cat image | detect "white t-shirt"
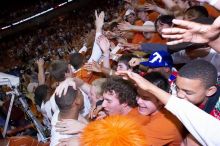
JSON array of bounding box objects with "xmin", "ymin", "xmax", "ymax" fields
[
  {"xmin": 50, "ymin": 110, "xmax": 84, "ymax": 146},
  {"xmin": 40, "ymin": 93, "xmax": 58, "ymax": 130},
  {"xmin": 41, "ymin": 90, "xmax": 91, "ymax": 122},
  {"xmin": 165, "ymin": 95, "xmax": 220, "ymax": 146}
]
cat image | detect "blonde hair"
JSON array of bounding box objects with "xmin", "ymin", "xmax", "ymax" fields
[
  {"xmin": 80, "ymin": 115, "xmax": 147, "ymax": 146},
  {"xmin": 91, "ymin": 78, "xmax": 107, "ymax": 96}
]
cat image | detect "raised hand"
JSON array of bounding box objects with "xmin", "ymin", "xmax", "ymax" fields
[
  {"xmin": 144, "ymin": 3, "xmax": 157, "ymax": 11},
  {"xmin": 84, "ymin": 61, "xmax": 102, "ymax": 73},
  {"xmin": 162, "ymin": 18, "xmax": 220, "ymax": 45},
  {"xmin": 95, "ymin": 10, "xmax": 105, "ymax": 32},
  {"xmin": 116, "ymin": 70, "xmax": 153, "ymax": 91},
  {"xmin": 89, "ymin": 104, "xmax": 103, "ymax": 120},
  {"xmin": 56, "ymin": 137, "xmax": 79, "ymax": 146},
  {"xmin": 55, "ymin": 119, "xmax": 86, "ymax": 135},
  {"xmin": 119, "ymin": 43, "xmax": 139, "ymax": 51},
  {"xmin": 36, "ymin": 58, "xmax": 44, "ymax": 67},
  {"xmin": 96, "ymin": 35, "xmax": 110, "ymax": 53},
  {"xmin": 118, "ymin": 21, "xmax": 132, "ymax": 31},
  {"xmin": 129, "ymin": 57, "xmax": 141, "ymax": 67},
  {"xmin": 55, "ymin": 78, "xmax": 76, "ymax": 97}
]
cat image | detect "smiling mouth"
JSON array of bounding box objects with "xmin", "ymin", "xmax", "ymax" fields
[{"xmin": 138, "ymin": 106, "xmax": 147, "ymax": 108}]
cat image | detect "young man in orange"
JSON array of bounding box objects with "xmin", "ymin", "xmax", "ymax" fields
[{"xmin": 137, "ymin": 72, "xmax": 185, "ymax": 145}]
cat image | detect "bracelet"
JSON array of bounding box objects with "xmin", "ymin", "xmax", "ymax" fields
[{"xmin": 210, "ymin": 0, "xmax": 218, "ymax": 5}]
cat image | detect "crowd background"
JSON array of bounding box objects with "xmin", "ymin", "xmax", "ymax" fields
[{"xmin": 0, "ymin": 0, "xmax": 219, "ymax": 145}]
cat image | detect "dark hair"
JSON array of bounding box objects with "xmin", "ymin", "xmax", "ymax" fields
[
  {"xmin": 102, "ymin": 76, "xmax": 137, "ymax": 107},
  {"xmin": 55, "ymin": 86, "xmax": 78, "ymax": 111},
  {"xmin": 118, "ymin": 54, "xmax": 137, "ymax": 69},
  {"xmin": 154, "ymin": 15, "xmax": 175, "ymax": 32},
  {"xmin": 50, "ymin": 60, "xmax": 68, "ymax": 82},
  {"xmin": 179, "ymin": 60, "xmax": 217, "ymax": 88},
  {"xmin": 69, "ymin": 53, "xmax": 84, "ymax": 70},
  {"xmin": 143, "ymin": 72, "xmax": 170, "ymax": 92},
  {"xmin": 185, "ymin": 5, "xmax": 209, "ymax": 18},
  {"xmin": 34, "ymin": 84, "xmax": 48, "ymax": 106}
]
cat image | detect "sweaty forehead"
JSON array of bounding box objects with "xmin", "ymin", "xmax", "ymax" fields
[{"xmin": 176, "ymin": 75, "xmax": 205, "ymax": 89}]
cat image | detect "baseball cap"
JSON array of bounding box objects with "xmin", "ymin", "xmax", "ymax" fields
[
  {"xmin": 124, "ymin": 9, "xmax": 135, "ymax": 19},
  {"xmin": 140, "ymin": 51, "xmax": 173, "ymax": 68}
]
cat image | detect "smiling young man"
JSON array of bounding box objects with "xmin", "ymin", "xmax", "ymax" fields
[
  {"xmin": 175, "ymin": 60, "xmax": 220, "ymax": 118},
  {"xmin": 100, "ymin": 77, "xmax": 149, "ymax": 125},
  {"xmin": 101, "ymin": 77, "xmax": 137, "ymax": 116},
  {"xmin": 136, "ymin": 72, "xmax": 185, "ymax": 146}
]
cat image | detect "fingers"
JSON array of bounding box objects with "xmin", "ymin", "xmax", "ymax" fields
[
  {"xmin": 95, "ymin": 10, "xmax": 98, "ymax": 19},
  {"xmin": 117, "ymin": 22, "xmax": 130, "ymax": 31},
  {"xmin": 166, "ymin": 39, "xmax": 184, "ymax": 45},
  {"xmin": 162, "ymin": 27, "xmax": 186, "ymax": 34},
  {"xmin": 162, "ymin": 34, "xmax": 183, "ymax": 39},
  {"xmin": 55, "ymin": 78, "xmax": 76, "ymax": 97},
  {"xmin": 100, "ymin": 11, "xmax": 105, "ymax": 19},
  {"xmin": 129, "ymin": 58, "xmax": 139, "ymax": 67},
  {"xmin": 84, "ymin": 63, "xmax": 93, "ymax": 71},
  {"xmin": 172, "ymin": 19, "xmax": 195, "ymax": 29}
]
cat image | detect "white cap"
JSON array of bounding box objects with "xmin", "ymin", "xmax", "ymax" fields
[
  {"xmin": 124, "ymin": 9, "xmax": 135, "ymax": 19},
  {"xmin": 143, "ymin": 21, "xmax": 154, "ymax": 26}
]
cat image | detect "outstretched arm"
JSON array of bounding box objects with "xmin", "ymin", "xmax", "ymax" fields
[
  {"xmin": 144, "ymin": 3, "xmax": 171, "ymax": 15},
  {"xmin": 88, "ymin": 11, "xmax": 105, "ymax": 63},
  {"xmin": 118, "ymin": 21, "xmax": 155, "ymax": 32},
  {"xmin": 116, "ymin": 70, "xmax": 220, "ymax": 146},
  {"xmin": 162, "ymin": 17, "xmax": 220, "ymax": 52},
  {"xmin": 36, "ymin": 58, "xmax": 45, "ymax": 85}
]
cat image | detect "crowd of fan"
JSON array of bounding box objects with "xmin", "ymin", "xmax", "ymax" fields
[
  {"xmin": 0, "ymin": 0, "xmax": 57, "ymax": 27},
  {"xmin": 0, "ymin": 0, "xmax": 220, "ymax": 146}
]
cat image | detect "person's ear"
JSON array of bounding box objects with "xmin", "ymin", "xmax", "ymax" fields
[
  {"xmin": 74, "ymin": 91, "xmax": 84, "ymax": 107},
  {"xmin": 205, "ymin": 86, "xmax": 217, "ymax": 97}
]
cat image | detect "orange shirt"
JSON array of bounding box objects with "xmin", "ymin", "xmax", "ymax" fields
[
  {"xmin": 132, "ymin": 20, "xmax": 146, "ymax": 44},
  {"xmin": 148, "ymin": 12, "xmax": 159, "ymax": 22},
  {"xmin": 138, "ymin": 0, "xmax": 145, "ymax": 5},
  {"xmin": 143, "ymin": 108, "xmax": 185, "ymax": 146},
  {"xmin": 74, "ymin": 68, "xmax": 100, "ymax": 84},
  {"xmin": 205, "ymin": 4, "xmax": 220, "ymax": 18},
  {"xmin": 146, "ymin": 33, "xmax": 167, "ymax": 44},
  {"xmin": 127, "ymin": 108, "xmax": 150, "ymax": 125}
]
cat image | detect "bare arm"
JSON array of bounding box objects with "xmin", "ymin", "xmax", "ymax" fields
[
  {"xmin": 208, "ymin": 36, "xmax": 220, "ymax": 53},
  {"xmin": 96, "ymin": 35, "xmax": 111, "ymax": 68},
  {"xmin": 36, "ymin": 58, "xmax": 45, "ymax": 85},
  {"xmin": 116, "ymin": 70, "xmax": 170, "ymax": 104},
  {"xmin": 161, "ymin": 0, "xmax": 176, "ymax": 10},
  {"xmin": 145, "ymin": 3, "xmax": 171, "ymax": 15},
  {"xmin": 118, "ymin": 21, "xmax": 156, "ymax": 32},
  {"xmin": 73, "ymin": 77, "xmax": 91, "ymax": 95}
]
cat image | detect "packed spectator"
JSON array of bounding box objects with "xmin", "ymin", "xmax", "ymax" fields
[{"xmin": 0, "ymin": 0, "xmax": 219, "ymax": 145}]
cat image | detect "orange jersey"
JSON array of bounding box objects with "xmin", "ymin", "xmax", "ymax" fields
[
  {"xmin": 74, "ymin": 68, "xmax": 100, "ymax": 84},
  {"xmin": 143, "ymin": 108, "xmax": 185, "ymax": 146},
  {"xmin": 146, "ymin": 33, "xmax": 167, "ymax": 44},
  {"xmin": 127, "ymin": 108, "xmax": 150, "ymax": 125},
  {"xmin": 205, "ymin": 4, "xmax": 220, "ymax": 18},
  {"xmin": 132, "ymin": 20, "xmax": 146, "ymax": 44}
]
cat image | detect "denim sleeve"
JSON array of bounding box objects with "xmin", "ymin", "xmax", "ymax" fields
[{"xmin": 140, "ymin": 43, "xmax": 168, "ymax": 54}]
